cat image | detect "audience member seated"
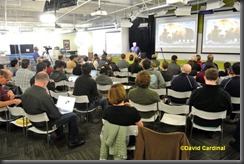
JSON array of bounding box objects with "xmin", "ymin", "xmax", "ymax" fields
[
  {"xmin": 107, "ymin": 56, "xmax": 120, "ymax": 72},
  {"xmin": 0, "ymin": 69, "xmax": 22, "ymax": 118},
  {"xmin": 66, "ymin": 55, "xmax": 78, "ymax": 69},
  {"xmin": 170, "ymin": 64, "xmax": 199, "ymax": 104},
  {"xmin": 55, "ymin": 55, "xmax": 67, "ymax": 68},
  {"xmin": 96, "ymin": 65, "xmax": 113, "ymax": 85},
  {"xmin": 168, "ymin": 55, "xmax": 181, "ymax": 75},
  {"xmin": 128, "ymin": 70, "xmax": 160, "ymax": 119},
  {"xmin": 9, "ymin": 59, "xmax": 19, "ymax": 77},
  {"xmin": 128, "ymin": 54, "xmax": 134, "ymax": 65},
  {"xmin": 98, "ymin": 54, "xmax": 108, "ymax": 70},
  {"xmin": 189, "ymin": 68, "xmax": 232, "ymax": 137},
  {"xmin": 30, "ymin": 62, "xmax": 55, "ymax": 91},
  {"xmin": 190, "ymin": 56, "xmax": 201, "ymax": 72},
  {"xmin": 142, "ymin": 59, "xmax": 166, "ymax": 89},
  {"xmin": 83, "ymin": 56, "xmax": 95, "ymax": 70},
  {"xmin": 187, "ymin": 60, "xmax": 198, "ymax": 76},
  {"xmin": 50, "ymin": 61, "xmax": 68, "ymax": 91},
  {"xmin": 196, "ymin": 54, "xmax": 203, "ymax": 68},
  {"xmin": 195, "ymin": 62, "xmax": 215, "ymax": 84},
  {"xmin": 103, "ymin": 83, "xmax": 143, "ymax": 127},
  {"xmin": 218, "ymin": 62, "xmax": 232, "ymax": 77},
  {"xmin": 139, "ymin": 53, "xmax": 147, "ymax": 68},
  {"xmin": 92, "ymin": 54, "xmax": 100, "ymax": 70},
  {"xmin": 128, "ymin": 57, "xmax": 143, "ymax": 83},
  {"xmin": 42, "ymin": 59, "xmax": 54, "ymax": 76},
  {"xmin": 201, "ymin": 54, "xmax": 219, "ymax": 71},
  {"xmin": 221, "ymin": 62, "xmax": 240, "ymax": 123},
  {"xmin": 73, "ymin": 63, "xmax": 108, "ymax": 112},
  {"xmin": 0, "ymin": 64, "xmax": 4, "ymax": 69},
  {"xmin": 21, "ymin": 71, "xmax": 85, "ymax": 148},
  {"xmin": 150, "ymin": 54, "xmax": 160, "ymax": 69},
  {"xmin": 15, "ymin": 59, "xmax": 35, "ymax": 92},
  {"xmin": 117, "ymin": 54, "xmax": 129, "ymax": 69},
  {"xmin": 72, "ymin": 57, "xmax": 83, "ymax": 76},
  {"xmin": 160, "ymin": 60, "xmax": 173, "ymax": 82}
]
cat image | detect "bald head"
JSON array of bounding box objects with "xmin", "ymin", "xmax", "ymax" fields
[
  {"xmin": 181, "ymin": 64, "xmax": 192, "ymax": 74},
  {"xmin": 0, "ymin": 69, "xmax": 12, "ymax": 78}
]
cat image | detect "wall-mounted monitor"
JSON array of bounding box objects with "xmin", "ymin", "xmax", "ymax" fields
[
  {"xmin": 20, "ymin": 44, "xmax": 34, "ymax": 54},
  {"xmin": 155, "ymin": 14, "xmax": 198, "ymax": 53},
  {"xmin": 10, "ymin": 44, "xmax": 19, "ymax": 54},
  {"xmin": 201, "ymin": 11, "xmax": 240, "ymax": 54}
]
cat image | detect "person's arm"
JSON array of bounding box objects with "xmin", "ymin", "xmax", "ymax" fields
[
  {"xmin": 135, "ymin": 120, "xmax": 144, "ymax": 127},
  {"xmin": 0, "ymin": 99, "xmax": 21, "ymax": 108}
]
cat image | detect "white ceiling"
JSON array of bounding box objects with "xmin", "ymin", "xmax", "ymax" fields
[{"xmin": 0, "ymin": 0, "xmax": 237, "ymax": 32}]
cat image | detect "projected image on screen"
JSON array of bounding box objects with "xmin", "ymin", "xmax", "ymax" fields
[
  {"xmin": 155, "ymin": 15, "xmax": 198, "ymax": 53},
  {"xmin": 202, "ymin": 12, "xmax": 240, "ymax": 54}
]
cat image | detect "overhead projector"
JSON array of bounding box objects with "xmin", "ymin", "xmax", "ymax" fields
[{"xmin": 91, "ymin": 10, "xmax": 107, "ymax": 16}]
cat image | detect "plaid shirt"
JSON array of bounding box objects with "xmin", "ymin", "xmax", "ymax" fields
[{"xmin": 15, "ymin": 68, "xmax": 35, "ymax": 92}]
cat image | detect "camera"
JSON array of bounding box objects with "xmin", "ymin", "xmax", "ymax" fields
[{"xmin": 43, "ymin": 46, "xmax": 52, "ymax": 50}]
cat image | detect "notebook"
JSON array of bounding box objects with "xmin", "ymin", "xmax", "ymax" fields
[
  {"xmin": 68, "ymin": 75, "xmax": 79, "ymax": 82},
  {"xmin": 56, "ymin": 96, "xmax": 76, "ymax": 114}
]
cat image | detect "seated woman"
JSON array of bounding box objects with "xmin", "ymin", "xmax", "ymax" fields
[
  {"xmin": 102, "ymin": 83, "xmax": 143, "ymax": 127},
  {"xmin": 128, "ymin": 70, "xmax": 160, "ymax": 118}
]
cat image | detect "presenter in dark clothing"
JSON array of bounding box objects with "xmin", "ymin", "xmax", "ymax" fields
[
  {"xmin": 21, "ymin": 71, "xmax": 85, "ymax": 148},
  {"xmin": 130, "ymin": 42, "xmax": 141, "ymax": 57}
]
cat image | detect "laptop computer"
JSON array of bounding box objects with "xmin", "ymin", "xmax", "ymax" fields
[
  {"xmin": 90, "ymin": 70, "xmax": 97, "ymax": 78},
  {"xmin": 68, "ymin": 75, "xmax": 79, "ymax": 82},
  {"xmin": 56, "ymin": 96, "xmax": 76, "ymax": 114}
]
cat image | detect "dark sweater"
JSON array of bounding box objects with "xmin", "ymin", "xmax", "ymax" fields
[
  {"xmin": 21, "ymin": 85, "xmax": 61, "ymax": 129},
  {"xmin": 189, "ymin": 84, "xmax": 232, "ymax": 127}
]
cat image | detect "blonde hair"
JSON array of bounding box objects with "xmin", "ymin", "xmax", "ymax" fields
[{"xmin": 108, "ymin": 83, "xmax": 126, "ymax": 105}]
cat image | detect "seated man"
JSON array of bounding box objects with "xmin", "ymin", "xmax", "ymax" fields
[
  {"xmin": 73, "ymin": 63, "xmax": 108, "ymax": 114},
  {"xmin": 0, "ymin": 69, "xmax": 22, "ymax": 118},
  {"xmin": 221, "ymin": 62, "xmax": 240, "ymax": 123},
  {"xmin": 21, "ymin": 71, "xmax": 85, "ymax": 148},
  {"xmin": 189, "ymin": 68, "xmax": 232, "ymax": 128},
  {"xmin": 170, "ymin": 64, "xmax": 199, "ymax": 104}
]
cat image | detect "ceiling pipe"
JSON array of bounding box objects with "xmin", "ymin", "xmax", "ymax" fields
[
  {"xmin": 56, "ymin": 0, "xmax": 92, "ymax": 21},
  {"xmin": 79, "ymin": 0, "xmax": 153, "ymax": 24}
]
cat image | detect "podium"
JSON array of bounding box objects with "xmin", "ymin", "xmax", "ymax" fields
[{"xmin": 125, "ymin": 52, "xmax": 137, "ymax": 62}]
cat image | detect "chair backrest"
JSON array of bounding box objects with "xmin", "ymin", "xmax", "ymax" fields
[
  {"xmin": 112, "ymin": 77, "xmax": 129, "ymax": 84},
  {"xmin": 165, "ymin": 81, "xmax": 171, "ymax": 88},
  {"xmin": 69, "ymin": 95, "xmax": 89, "ymax": 104},
  {"xmin": 119, "ymin": 68, "xmax": 128, "ymax": 72},
  {"xmin": 55, "ymin": 80, "xmax": 66, "ymax": 87},
  {"xmin": 25, "ymin": 112, "xmax": 49, "ymax": 123},
  {"xmin": 65, "ymin": 68, "xmax": 73, "ymax": 74},
  {"xmin": 129, "ymin": 100, "xmax": 158, "ymax": 112},
  {"xmin": 150, "ymin": 88, "xmax": 166, "ymax": 96},
  {"xmin": 167, "ymin": 89, "xmax": 192, "ymax": 99},
  {"xmin": 49, "ymin": 90, "xmax": 68, "ymax": 99},
  {"xmin": 7, "ymin": 106, "xmax": 26, "ymax": 117},
  {"xmin": 231, "ymin": 96, "xmax": 240, "ymax": 105},
  {"xmin": 191, "ymin": 107, "xmax": 227, "ymax": 120},
  {"xmin": 97, "ymin": 84, "xmax": 111, "ymax": 92},
  {"xmin": 129, "ymin": 73, "xmax": 137, "ymax": 78},
  {"xmin": 127, "ymin": 125, "xmax": 138, "ymax": 136},
  {"xmin": 159, "ymin": 103, "xmax": 189, "ymax": 115},
  {"xmin": 114, "ymin": 71, "xmax": 129, "ymax": 77}
]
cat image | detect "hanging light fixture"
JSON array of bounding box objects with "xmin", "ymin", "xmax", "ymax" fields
[{"xmin": 40, "ymin": 12, "xmax": 56, "ymax": 23}]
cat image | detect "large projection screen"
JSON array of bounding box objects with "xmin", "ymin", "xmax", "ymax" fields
[
  {"xmin": 202, "ymin": 11, "xmax": 240, "ymax": 54},
  {"xmin": 155, "ymin": 15, "xmax": 198, "ymax": 53}
]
